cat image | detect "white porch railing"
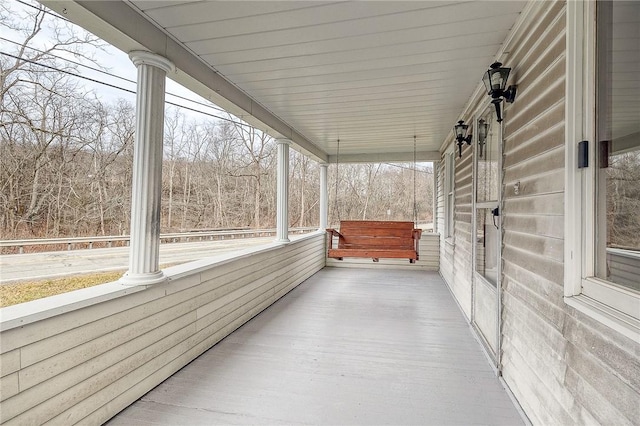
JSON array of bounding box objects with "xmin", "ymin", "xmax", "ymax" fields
[{"xmin": 0, "ymin": 232, "xmax": 325, "ymax": 424}]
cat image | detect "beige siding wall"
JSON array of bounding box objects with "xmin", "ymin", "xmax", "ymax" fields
[
  {"xmin": 432, "ymin": 163, "xmax": 440, "ymax": 235},
  {"xmin": 500, "ymin": 2, "xmax": 639, "ymax": 425},
  {"xmin": 437, "ymin": 156, "xmax": 454, "ymax": 286},
  {"xmin": 500, "ymin": 2, "xmax": 571, "ymax": 424},
  {"xmin": 437, "ymin": 1, "xmax": 640, "ymax": 424},
  {"xmin": 0, "ymin": 233, "xmax": 325, "ymax": 425},
  {"xmin": 439, "ymin": 145, "xmax": 475, "ymax": 320},
  {"xmin": 435, "ymin": 162, "xmax": 444, "ymax": 237},
  {"xmin": 451, "ymin": 148, "xmax": 474, "ymax": 319}
]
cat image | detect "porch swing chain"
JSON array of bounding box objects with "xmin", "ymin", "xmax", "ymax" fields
[
  {"xmin": 333, "ymin": 137, "xmax": 416, "ymax": 225},
  {"xmin": 413, "ymin": 135, "xmax": 417, "ymax": 227},
  {"xmin": 333, "ymin": 138, "xmax": 340, "ymax": 223}
]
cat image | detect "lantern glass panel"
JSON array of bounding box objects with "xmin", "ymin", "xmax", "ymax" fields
[
  {"xmin": 454, "ymin": 122, "xmax": 468, "ymax": 139},
  {"xmin": 483, "ymin": 64, "xmax": 512, "ymax": 94},
  {"xmin": 490, "ymin": 70, "xmax": 503, "ymax": 91},
  {"xmin": 478, "ymin": 119, "xmax": 488, "ymax": 142},
  {"xmin": 497, "ymin": 67, "xmax": 511, "ymax": 90},
  {"xmin": 482, "ymin": 72, "xmax": 492, "ymax": 94}
]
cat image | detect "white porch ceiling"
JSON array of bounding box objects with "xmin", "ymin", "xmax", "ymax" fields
[{"xmin": 45, "ymin": 1, "xmax": 528, "ymax": 161}]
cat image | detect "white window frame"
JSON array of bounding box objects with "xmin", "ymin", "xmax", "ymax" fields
[
  {"xmin": 565, "ymin": 0, "xmax": 640, "ymax": 341},
  {"xmin": 444, "ymin": 149, "xmax": 455, "ymax": 240},
  {"xmin": 473, "ymin": 107, "xmax": 502, "ymax": 289}
]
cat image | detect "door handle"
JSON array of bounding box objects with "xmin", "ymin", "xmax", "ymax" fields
[{"xmin": 491, "ymin": 207, "xmax": 499, "ymax": 229}]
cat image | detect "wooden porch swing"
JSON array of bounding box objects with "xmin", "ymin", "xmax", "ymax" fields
[{"xmin": 326, "ymin": 137, "xmax": 423, "ymax": 263}]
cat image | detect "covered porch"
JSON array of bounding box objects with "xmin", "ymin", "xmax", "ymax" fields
[
  {"xmin": 107, "ymin": 267, "xmax": 524, "ymax": 425},
  {"xmin": 0, "ymin": 233, "xmax": 512, "ymax": 425},
  {"xmin": 1, "ymin": 0, "xmax": 638, "ymax": 425}
]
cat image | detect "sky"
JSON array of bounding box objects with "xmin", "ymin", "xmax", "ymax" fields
[{"xmin": 0, "ymin": 0, "xmax": 230, "ymax": 122}]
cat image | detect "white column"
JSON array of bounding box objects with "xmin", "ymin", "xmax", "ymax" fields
[
  {"xmin": 319, "ymin": 164, "xmax": 328, "ymax": 230},
  {"xmin": 121, "ymin": 51, "xmax": 174, "ymax": 286},
  {"xmin": 432, "ymin": 162, "xmax": 438, "ymax": 234},
  {"xmin": 276, "ymin": 139, "xmax": 290, "ymax": 243}
]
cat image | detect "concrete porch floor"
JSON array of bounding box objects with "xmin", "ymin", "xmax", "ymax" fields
[{"xmin": 107, "ymin": 267, "xmax": 526, "ymax": 425}]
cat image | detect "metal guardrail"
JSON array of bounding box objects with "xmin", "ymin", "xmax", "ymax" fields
[{"xmin": 0, "ymin": 227, "xmax": 318, "ymax": 254}]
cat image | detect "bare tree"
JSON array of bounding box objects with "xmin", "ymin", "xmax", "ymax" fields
[
  {"xmin": 1, "ymin": 1, "xmax": 103, "ymax": 104},
  {"xmin": 205, "ymin": 120, "xmax": 235, "ymax": 228},
  {"xmin": 163, "ymin": 108, "xmax": 187, "ymax": 230},
  {"xmin": 607, "ymin": 151, "xmax": 640, "ymax": 249},
  {"xmin": 327, "ymin": 163, "xmax": 433, "ymax": 226},
  {"xmin": 229, "ymin": 119, "xmax": 275, "ymax": 228},
  {"xmin": 0, "ymin": 0, "xmax": 104, "ymax": 238},
  {"xmin": 290, "ymin": 151, "xmax": 319, "ymax": 227}
]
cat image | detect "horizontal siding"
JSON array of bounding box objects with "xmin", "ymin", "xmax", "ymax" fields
[
  {"xmin": 498, "ymin": 2, "xmax": 640, "ymax": 425},
  {"xmin": 433, "ymin": 163, "xmax": 440, "ymax": 235},
  {"xmin": 0, "ymin": 234, "xmax": 325, "ymax": 425},
  {"xmin": 500, "ymin": 301, "xmax": 577, "ymax": 425},
  {"xmin": 437, "ymin": 142, "xmax": 473, "ymax": 320},
  {"xmin": 440, "ymin": 241, "xmax": 454, "ymax": 286},
  {"xmin": 500, "ymin": 3, "xmax": 571, "ymax": 424},
  {"xmin": 437, "ymin": 155, "xmax": 454, "ymax": 285},
  {"xmin": 451, "ymin": 140, "xmax": 474, "ymax": 320},
  {"xmin": 503, "ymin": 191, "xmax": 563, "ymax": 216},
  {"xmin": 436, "ymin": 160, "xmax": 444, "ymax": 236}
]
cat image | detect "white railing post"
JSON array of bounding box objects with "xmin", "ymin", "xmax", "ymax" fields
[
  {"xmin": 276, "ymin": 139, "xmax": 291, "ymax": 243},
  {"xmin": 319, "ymin": 163, "xmax": 328, "ymax": 230},
  {"xmin": 120, "ymin": 51, "xmax": 174, "ymax": 286}
]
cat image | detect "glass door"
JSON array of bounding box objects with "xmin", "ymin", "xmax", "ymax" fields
[{"xmin": 472, "ymin": 109, "xmax": 501, "ymax": 361}]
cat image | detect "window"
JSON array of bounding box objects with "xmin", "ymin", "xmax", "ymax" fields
[
  {"xmin": 594, "ymin": 2, "xmax": 640, "ymax": 293},
  {"xmin": 444, "ymin": 151, "xmax": 455, "ymax": 239},
  {"xmin": 475, "ymin": 112, "xmax": 501, "ymax": 287},
  {"xmin": 566, "ymin": 0, "xmax": 640, "ymax": 340}
]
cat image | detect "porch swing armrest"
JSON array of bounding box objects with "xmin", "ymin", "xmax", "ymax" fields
[
  {"xmin": 412, "ymin": 228, "xmax": 422, "ymax": 260},
  {"xmin": 326, "ymin": 228, "xmax": 343, "ymax": 238},
  {"xmin": 325, "ymin": 228, "xmax": 343, "ymax": 250}
]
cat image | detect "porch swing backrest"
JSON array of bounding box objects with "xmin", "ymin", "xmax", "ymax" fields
[{"xmin": 326, "ymin": 220, "xmax": 422, "ymax": 262}]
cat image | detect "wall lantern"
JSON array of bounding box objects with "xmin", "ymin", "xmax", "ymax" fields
[
  {"xmin": 454, "ymin": 120, "xmax": 472, "ymax": 158},
  {"xmin": 477, "ymin": 118, "xmax": 488, "ymax": 158},
  {"xmin": 482, "ymin": 62, "xmax": 517, "ymax": 123}
]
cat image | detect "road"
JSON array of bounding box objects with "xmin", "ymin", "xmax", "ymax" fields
[{"xmin": 0, "ymin": 235, "xmax": 296, "ymax": 284}]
